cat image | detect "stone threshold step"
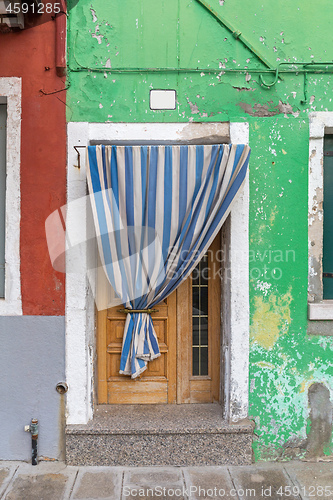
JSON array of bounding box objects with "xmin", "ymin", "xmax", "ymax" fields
[
  {"xmin": 66, "ymin": 404, "xmax": 254, "ymax": 466},
  {"xmin": 67, "ymin": 403, "xmax": 254, "ymax": 435}
]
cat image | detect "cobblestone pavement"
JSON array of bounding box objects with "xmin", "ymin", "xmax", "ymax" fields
[{"xmin": 0, "ymin": 460, "xmax": 333, "ymax": 500}]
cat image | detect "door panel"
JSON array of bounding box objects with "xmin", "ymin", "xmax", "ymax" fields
[{"xmin": 98, "ymin": 294, "xmax": 177, "ymax": 404}]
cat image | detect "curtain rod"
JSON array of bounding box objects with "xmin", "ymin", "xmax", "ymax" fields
[{"xmin": 73, "ymin": 141, "xmax": 233, "ymax": 168}]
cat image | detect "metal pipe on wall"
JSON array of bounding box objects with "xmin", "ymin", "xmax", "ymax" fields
[
  {"xmin": 55, "ymin": 0, "xmax": 67, "ymax": 77},
  {"xmin": 31, "ymin": 418, "xmax": 38, "ymax": 466},
  {"xmin": 24, "ymin": 418, "xmax": 38, "ymax": 466}
]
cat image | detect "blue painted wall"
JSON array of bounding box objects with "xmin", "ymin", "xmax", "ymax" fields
[{"xmin": 0, "ymin": 316, "xmax": 65, "ymax": 460}]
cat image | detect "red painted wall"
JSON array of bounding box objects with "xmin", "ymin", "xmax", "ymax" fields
[{"xmin": 0, "ymin": 17, "xmax": 66, "ymax": 315}]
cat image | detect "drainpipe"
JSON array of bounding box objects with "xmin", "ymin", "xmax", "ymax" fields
[
  {"xmin": 24, "ymin": 418, "xmax": 38, "ymax": 465},
  {"xmin": 55, "ymin": 0, "xmax": 67, "ymax": 77}
]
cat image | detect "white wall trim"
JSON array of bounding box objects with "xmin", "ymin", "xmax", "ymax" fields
[
  {"xmin": 228, "ymin": 122, "xmax": 249, "ymax": 421},
  {"xmin": 0, "ymin": 78, "xmax": 22, "ymax": 316},
  {"xmin": 308, "ymin": 112, "xmax": 333, "ymax": 319},
  {"xmin": 66, "ymin": 122, "xmax": 249, "ymax": 424}
]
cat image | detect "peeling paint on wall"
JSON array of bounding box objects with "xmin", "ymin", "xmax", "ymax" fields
[
  {"xmin": 251, "ymin": 289, "xmax": 292, "ymax": 350},
  {"xmin": 307, "ymin": 383, "xmax": 333, "ymax": 458}
]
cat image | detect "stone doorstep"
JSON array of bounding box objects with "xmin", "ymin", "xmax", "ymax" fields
[{"xmin": 65, "ymin": 404, "xmax": 254, "ymax": 467}]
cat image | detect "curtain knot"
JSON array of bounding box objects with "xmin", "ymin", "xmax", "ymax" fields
[{"xmin": 117, "ymin": 308, "xmax": 158, "ymax": 315}]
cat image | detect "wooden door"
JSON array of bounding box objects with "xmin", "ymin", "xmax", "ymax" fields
[{"xmin": 97, "ymin": 234, "xmax": 221, "ymax": 404}]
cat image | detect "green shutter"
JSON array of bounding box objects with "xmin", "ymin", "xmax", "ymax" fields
[
  {"xmin": 323, "ymin": 135, "xmax": 333, "ymax": 299},
  {"xmin": 0, "ymin": 104, "xmax": 6, "ymax": 298}
]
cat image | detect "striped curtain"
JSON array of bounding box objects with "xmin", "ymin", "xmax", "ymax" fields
[{"xmin": 86, "ymin": 144, "xmax": 250, "ymax": 378}]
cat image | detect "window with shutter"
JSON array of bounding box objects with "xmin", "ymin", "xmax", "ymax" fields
[
  {"xmin": 323, "ymin": 135, "xmax": 333, "ymax": 299},
  {"xmin": 0, "ymin": 104, "xmax": 6, "ymax": 298}
]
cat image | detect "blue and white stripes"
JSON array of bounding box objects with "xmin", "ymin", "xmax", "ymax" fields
[{"xmin": 86, "ymin": 144, "xmax": 250, "ymax": 378}]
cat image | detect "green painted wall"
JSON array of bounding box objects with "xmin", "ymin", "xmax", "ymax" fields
[{"xmin": 67, "ymin": 0, "xmax": 333, "ymax": 460}]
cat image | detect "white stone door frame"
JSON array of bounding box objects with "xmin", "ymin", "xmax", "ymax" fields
[{"xmin": 66, "ymin": 122, "xmax": 249, "ymax": 424}]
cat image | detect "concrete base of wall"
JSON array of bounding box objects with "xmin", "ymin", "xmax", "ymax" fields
[{"xmin": 66, "ymin": 404, "xmax": 254, "ymax": 466}]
